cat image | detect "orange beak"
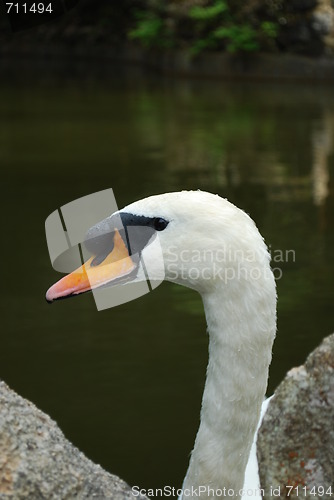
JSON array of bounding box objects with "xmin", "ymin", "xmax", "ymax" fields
[{"xmin": 46, "ymin": 229, "xmax": 136, "ymax": 303}]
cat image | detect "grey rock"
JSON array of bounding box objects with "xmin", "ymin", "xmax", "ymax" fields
[
  {"xmin": 312, "ymin": 10, "xmax": 333, "ymax": 36},
  {"xmin": 258, "ymin": 333, "xmax": 334, "ymax": 499},
  {"xmin": 0, "ymin": 381, "xmax": 145, "ymax": 499}
]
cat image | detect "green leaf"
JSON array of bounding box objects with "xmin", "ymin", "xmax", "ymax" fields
[
  {"xmin": 189, "ymin": 0, "xmax": 229, "ymax": 21},
  {"xmin": 213, "ymin": 24, "xmax": 259, "ymax": 53},
  {"xmin": 261, "ymin": 21, "xmax": 278, "ymax": 38},
  {"xmin": 129, "ymin": 16, "xmax": 163, "ymax": 47}
]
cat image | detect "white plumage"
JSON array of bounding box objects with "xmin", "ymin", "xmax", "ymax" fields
[
  {"xmin": 122, "ymin": 191, "xmax": 277, "ymax": 499},
  {"xmin": 47, "ymin": 190, "xmax": 277, "ymax": 499}
]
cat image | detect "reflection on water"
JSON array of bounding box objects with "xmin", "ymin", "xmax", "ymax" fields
[
  {"xmin": 0, "ymin": 64, "xmax": 333, "ymax": 491},
  {"xmin": 312, "ymin": 111, "xmax": 332, "ymax": 207}
]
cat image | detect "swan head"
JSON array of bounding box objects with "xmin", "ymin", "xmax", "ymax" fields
[{"xmin": 46, "ymin": 190, "xmax": 273, "ymax": 302}]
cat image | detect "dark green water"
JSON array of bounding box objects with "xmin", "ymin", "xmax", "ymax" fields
[{"xmin": 1, "ymin": 63, "xmax": 333, "ymax": 491}]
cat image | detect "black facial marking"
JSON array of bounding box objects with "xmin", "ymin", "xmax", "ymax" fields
[
  {"xmin": 85, "ymin": 217, "xmax": 116, "ymax": 266},
  {"xmin": 119, "ymin": 213, "xmax": 169, "ymax": 231},
  {"xmin": 84, "ymin": 212, "xmax": 169, "ymax": 266}
]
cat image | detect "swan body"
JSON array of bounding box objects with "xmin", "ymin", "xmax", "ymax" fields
[
  {"xmin": 242, "ymin": 396, "xmax": 273, "ymax": 499},
  {"xmin": 46, "ymin": 191, "xmax": 277, "ymax": 500}
]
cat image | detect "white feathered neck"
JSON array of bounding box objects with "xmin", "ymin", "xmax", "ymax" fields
[{"xmin": 123, "ymin": 191, "xmax": 277, "ymax": 499}]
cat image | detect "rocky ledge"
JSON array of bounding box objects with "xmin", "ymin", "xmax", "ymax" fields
[
  {"xmin": 258, "ymin": 333, "xmax": 334, "ymax": 499},
  {"xmin": 1, "ymin": 334, "xmax": 333, "ymax": 499},
  {"xmin": 0, "ymin": 381, "xmax": 144, "ymax": 499}
]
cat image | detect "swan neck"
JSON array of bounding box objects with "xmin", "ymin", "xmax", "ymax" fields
[{"xmin": 182, "ymin": 282, "xmax": 276, "ymax": 499}]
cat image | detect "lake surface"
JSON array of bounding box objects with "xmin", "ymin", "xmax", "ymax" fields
[{"xmin": 1, "ymin": 62, "xmax": 333, "ymax": 491}]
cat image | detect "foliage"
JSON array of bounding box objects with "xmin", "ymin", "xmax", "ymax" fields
[
  {"xmin": 211, "ymin": 22, "xmax": 277, "ymax": 54},
  {"xmin": 128, "ymin": 0, "xmax": 280, "ymax": 55},
  {"xmin": 189, "ymin": 0, "xmax": 229, "ymax": 21},
  {"xmin": 129, "ymin": 13, "xmax": 163, "ymax": 47},
  {"xmin": 260, "ymin": 21, "xmax": 279, "ymax": 39},
  {"xmin": 129, "ymin": 11, "xmax": 171, "ymax": 48},
  {"xmin": 213, "ymin": 25, "xmax": 260, "ymax": 53}
]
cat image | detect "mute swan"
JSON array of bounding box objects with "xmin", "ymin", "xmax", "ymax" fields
[{"xmin": 46, "ymin": 191, "xmax": 277, "ymax": 500}]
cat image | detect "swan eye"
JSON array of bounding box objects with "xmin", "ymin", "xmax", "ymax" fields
[{"xmin": 153, "ymin": 218, "xmax": 169, "ymax": 231}]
